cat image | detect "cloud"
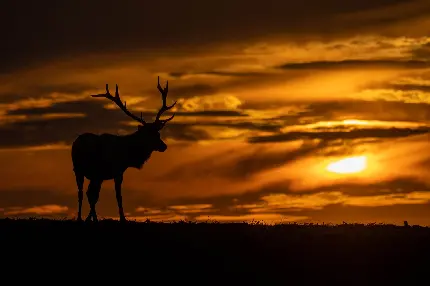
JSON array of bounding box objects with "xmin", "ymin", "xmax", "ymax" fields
[
  {"xmin": 164, "ymin": 177, "xmax": 430, "ymax": 215},
  {"xmin": 411, "ymin": 42, "xmax": 430, "ymax": 59},
  {"xmin": 208, "ymin": 189, "xmax": 430, "ymax": 224},
  {"xmin": 1, "ymin": 160, "xmax": 429, "ymax": 224},
  {"xmin": 0, "ymin": 114, "xmax": 106, "ymax": 149},
  {"xmin": 170, "ymin": 71, "xmax": 272, "ymax": 79},
  {"xmin": 276, "ymin": 59, "xmax": 430, "ymax": 71},
  {"xmin": 163, "ymin": 140, "xmax": 328, "ymax": 181},
  {"xmin": 257, "ymin": 190, "xmax": 430, "ymax": 211},
  {"xmin": 161, "ymin": 123, "xmax": 213, "ymax": 142},
  {"xmin": 241, "ymin": 100, "xmax": 430, "ymax": 126},
  {"xmin": 159, "ymin": 128, "xmax": 429, "ymax": 191},
  {"xmin": 10, "ymin": 88, "xmax": 429, "ymax": 150},
  {"xmin": 135, "ymin": 204, "xmax": 215, "ymax": 217},
  {"xmin": 307, "ymin": 178, "xmax": 430, "ymax": 196},
  {"xmin": 0, "ymin": 83, "xmax": 96, "ymax": 106},
  {"xmin": 129, "ymin": 204, "xmax": 216, "ymax": 222},
  {"xmin": 248, "ymin": 127, "xmax": 430, "ymax": 143},
  {"xmin": 134, "ymin": 207, "xmax": 164, "ymax": 215},
  {"xmin": 0, "ymin": 98, "xmax": 249, "ymax": 148},
  {"xmin": 303, "ymin": 100, "xmax": 430, "ymax": 122},
  {"xmin": 167, "ymin": 83, "xmax": 219, "ymax": 98},
  {"xmin": 3, "ymin": 204, "xmax": 69, "ymax": 216},
  {"xmin": 0, "ymin": 186, "xmax": 160, "ymax": 219},
  {"xmin": 5, "ymin": 97, "xmax": 246, "ymax": 120},
  {"xmin": 6, "ymin": 93, "xmax": 428, "ymax": 149},
  {"xmin": 2, "ymin": 0, "xmax": 430, "ymax": 72},
  {"xmin": 0, "ymin": 189, "xmax": 76, "ymax": 209},
  {"xmin": 420, "ymin": 158, "xmax": 430, "ymax": 169},
  {"xmin": 175, "ymin": 95, "xmax": 243, "ymax": 112},
  {"xmin": 374, "ymin": 83, "xmax": 430, "ymax": 93},
  {"xmin": 167, "ymin": 204, "xmax": 214, "ymax": 214},
  {"xmin": 123, "ymin": 178, "xmax": 430, "ymax": 224}
]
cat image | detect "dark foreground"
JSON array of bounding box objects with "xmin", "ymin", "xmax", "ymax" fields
[{"xmin": 1, "ymin": 218, "xmax": 429, "ymax": 284}]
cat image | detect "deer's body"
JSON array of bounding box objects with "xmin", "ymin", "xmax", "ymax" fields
[
  {"xmin": 72, "ymin": 77, "xmax": 175, "ymax": 223},
  {"xmin": 72, "ymin": 132, "xmax": 156, "ymax": 181}
]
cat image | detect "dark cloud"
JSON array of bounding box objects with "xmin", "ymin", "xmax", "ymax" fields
[
  {"xmin": 304, "ymin": 178, "xmax": 430, "ymax": 197},
  {"xmin": 372, "ymin": 83, "xmax": 430, "ymax": 92},
  {"xmin": 162, "ymin": 128, "xmax": 425, "ymax": 182},
  {"xmin": 248, "ymin": 127, "xmax": 430, "ymax": 143},
  {"xmin": 33, "ymin": 83, "xmax": 97, "ymax": 95},
  {"xmin": 168, "ymin": 71, "xmax": 312, "ymax": 95},
  {"xmin": 241, "ymin": 99, "xmax": 430, "ymax": 123},
  {"xmin": 327, "ymin": 40, "xmax": 398, "ymax": 51},
  {"xmin": 174, "ymin": 110, "xmax": 246, "ymax": 117},
  {"xmin": 170, "ymin": 71, "xmax": 272, "ymax": 79},
  {"xmin": 0, "ymin": 187, "xmax": 157, "ymax": 218},
  {"xmin": 0, "ymin": 177, "xmax": 430, "ymax": 222},
  {"xmin": 276, "ymin": 59, "xmax": 430, "ymax": 71},
  {"xmin": 2, "ymin": 0, "xmax": 430, "ymax": 72},
  {"xmin": 1, "ymin": 100, "xmax": 244, "ymax": 148},
  {"xmin": 3, "ymin": 96, "xmax": 428, "ymax": 148},
  {"xmin": 0, "ymin": 116, "xmax": 104, "ymax": 148},
  {"xmin": 167, "ymin": 181, "xmax": 295, "ymax": 215},
  {"xmin": 7, "ymin": 105, "xmax": 246, "ymax": 118},
  {"xmin": 304, "ymin": 100, "xmax": 430, "ymax": 122},
  {"xmin": 259, "ymin": 100, "xmax": 430, "ymax": 123},
  {"xmin": 239, "ymin": 101, "xmax": 306, "ymax": 110},
  {"xmin": 0, "ymin": 93, "xmax": 22, "ymax": 104},
  {"xmin": 147, "ymin": 185, "xmax": 430, "ymax": 222},
  {"xmin": 161, "ymin": 123, "xmax": 213, "ymax": 142},
  {"xmin": 0, "ymin": 189, "xmax": 75, "ymax": 209},
  {"xmin": 2, "ymin": 178, "xmax": 429, "ymax": 221},
  {"xmin": 200, "ymin": 121, "xmax": 282, "ymax": 133},
  {"xmin": 411, "ymin": 42, "xmax": 430, "ymax": 60},
  {"xmin": 166, "ymin": 177, "xmax": 430, "ymax": 217},
  {"xmin": 163, "ymin": 140, "xmax": 330, "ymax": 181},
  {"xmin": 6, "ymin": 100, "xmax": 103, "ymax": 117},
  {"xmin": 167, "ymin": 83, "xmax": 219, "ymax": 98},
  {"xmin": 417, "ymin": 157, "xmax": 430, "ymax": 170},
  {"xmin": 0, "ymin": 84, "xmax": 95, "ymax": 103},
  {"xmin": 225, "ymin": 141, "xmax": 334, "ymax": 178}
]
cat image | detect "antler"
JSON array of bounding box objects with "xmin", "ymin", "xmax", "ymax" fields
[
  {"xmin": 91, "ymin": 84, "xmax": 146, "ymax": 125},
  {"xmin": 154, "ymin": 76, "xmax": 177, "ymax": 126}
]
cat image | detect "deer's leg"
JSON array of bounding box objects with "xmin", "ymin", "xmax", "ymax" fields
[
  {"xmin": 74, "ymin": 171, "xmax": 84, "ymax": 222},
  {"xmin": 114, "ymin": 174, "xmax": 126, "ymax": 222},
  {"xmin": 85, "ymin": 180, "xmax": 102, "ymax": 222}
]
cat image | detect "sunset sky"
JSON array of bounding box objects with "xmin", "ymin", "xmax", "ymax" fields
[{"xmin": 1, "ymin": 0, "xmax": 429, "ymax": 225}]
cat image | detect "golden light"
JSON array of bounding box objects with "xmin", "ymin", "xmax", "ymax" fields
[{"xmin": 326, "ymin": 156, "xmax": 367, "ymax": 174}]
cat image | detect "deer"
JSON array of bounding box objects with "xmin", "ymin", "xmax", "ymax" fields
[{"xmin": 71, "ymin": 76, "xmax": 176, "ymax": 222}]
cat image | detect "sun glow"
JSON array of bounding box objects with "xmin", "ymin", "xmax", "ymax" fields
[{"xmin": 326, "ymin": 156, "xmax": 367, "ymax": 174}]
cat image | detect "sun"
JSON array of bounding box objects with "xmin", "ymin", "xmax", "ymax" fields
[{"xmin": 326, "ymin": 156, "xmax": 367, "ymax": 174}]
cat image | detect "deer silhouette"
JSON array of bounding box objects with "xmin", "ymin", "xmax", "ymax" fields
[{"xmin": 71, "ymin": 76, "xmax": 176, "ymax": 222}]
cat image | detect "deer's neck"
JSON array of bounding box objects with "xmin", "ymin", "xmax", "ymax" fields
[{"xmin": 121, "ymin": 133, "xmax": 153, "ymax": 169}]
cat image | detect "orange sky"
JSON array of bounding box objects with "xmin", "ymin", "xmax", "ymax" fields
[{"xmin": 0, "ymin": 0, "xmax": 429, "ymax": 225}]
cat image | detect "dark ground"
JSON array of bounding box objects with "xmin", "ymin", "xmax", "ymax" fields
[{"xmin": 1, "ymin": 218, "xmax": 429, "ymax": 284}]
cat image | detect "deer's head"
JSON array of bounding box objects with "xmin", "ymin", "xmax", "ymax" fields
[{"xmin": 91, "ymin": 76, "xmax": 176, "ymax": 153}]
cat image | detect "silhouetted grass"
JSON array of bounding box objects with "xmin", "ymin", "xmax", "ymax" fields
[{"xmin": 2, "ymin": 218, "xmax": 429, "ymax": 284}]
